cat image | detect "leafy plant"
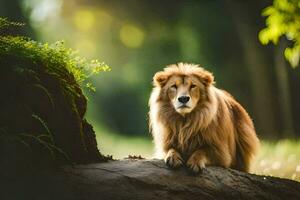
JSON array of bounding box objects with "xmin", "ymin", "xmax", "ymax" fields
[
  {"xmin": 0, "ymin": 17, "xmax": 25, "ymax": 32},
  {"xmin": 259, "ymin": 0, "xmax": 300, "ymax": 67},
  {"xmin": 0, "ymin": 17, "xmax": 111, "ymax": 91}
]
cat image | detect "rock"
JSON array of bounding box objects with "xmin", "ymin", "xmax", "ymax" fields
[
  {"xmin": 0, "ymin": 34, "xmax": 106, "ymax": 172},
  {"xmin": 2, "ymin": 159, "xmax": 300, "ymax": 200}
]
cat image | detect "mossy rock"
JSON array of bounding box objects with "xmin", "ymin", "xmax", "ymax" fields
[{"xmin": 0, "ymin": 22, "xmax": 108, "ymax": 173}]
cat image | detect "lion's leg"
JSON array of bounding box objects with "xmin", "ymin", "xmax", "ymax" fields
[
  {"xmin": 187, "ymin": 146, "xmax": 232, "ymax": 173},
  {"xmin": 164, "ymin": 148, "xmax": 183, "ymax": 169},
  {"xmin": 186, "ymin": 150, "xmax": 210, "ymax": 173}
]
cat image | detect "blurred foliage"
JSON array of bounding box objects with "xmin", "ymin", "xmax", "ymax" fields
[
  {"xmin": 22, "ymin": 0, "xmax": 248, "ymax": 136},
  {"xmin": 259, "ymin": 0, "xmax": 300, "ymax": 67},
  {"xmin": 16, "ymin": 0, "xmax": 300, "ymax": 139}
]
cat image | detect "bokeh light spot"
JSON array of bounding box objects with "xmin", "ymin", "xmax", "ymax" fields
[
  {"xmin": 119, "ymin": 24, "xmax": 145, "ymax": 48},
  {"xmin": 74, "ymin": 9, "xmax": 95, "ymax": 31}
]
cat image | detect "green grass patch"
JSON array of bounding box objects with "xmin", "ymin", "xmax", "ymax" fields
[
  {"xmin": 253, "ymin": 140, "xmax": 300, "ymax": 182},
  {"xmin": 92, "ymin": 123, "xmax": 154, "ymax": 159}
]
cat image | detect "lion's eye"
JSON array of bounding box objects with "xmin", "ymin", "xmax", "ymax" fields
[
  {"xmin": 171, "ymin": 84, "xmax": 177, "ymax": 89},
  {"xmin": 190, "ymin": 84, "xmax": 196, "ymax": 89}
]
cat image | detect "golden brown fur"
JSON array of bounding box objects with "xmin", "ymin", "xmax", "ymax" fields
[{"xmin": 149, "ymin": 63, "xmax": 259, "ymax": 173}]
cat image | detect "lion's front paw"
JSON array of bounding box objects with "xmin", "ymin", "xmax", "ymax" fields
[
  {"xmin": 164, "ymin": 149, "xmax": 183, "ymax": 169},
  {"xmin": 186, "ymin": 151, "xmax": 207, "ymax": 174}
]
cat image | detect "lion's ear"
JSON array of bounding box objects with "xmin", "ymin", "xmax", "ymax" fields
[
  {"xmin": 194, "ymin": 70, "xmax": 214, "ymax": 87},
  {"xmin": 153, "ymin": 71, "xmax": 169, "ymax": 87}
]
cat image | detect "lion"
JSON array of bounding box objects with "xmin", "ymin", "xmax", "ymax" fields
[{"xmin": 149, "ymin": 63, "xmax": 259, "ymax": 173}]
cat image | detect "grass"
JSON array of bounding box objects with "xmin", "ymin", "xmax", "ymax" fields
[
  {"xmin": 93, "ymin": 124, "xmax": 300, "ymax": 182},
  {"xmin": 253, "ymin": 140, "xmax": 300, "ymax": 182},
  {"xmin": 92, "ymin": 123, "xmax": 154, "ymax": 159}
]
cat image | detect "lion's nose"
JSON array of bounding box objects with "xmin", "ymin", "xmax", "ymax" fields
[{"xmin": 178, "ymin": 96, "xmax": 190, "ymax": 104}]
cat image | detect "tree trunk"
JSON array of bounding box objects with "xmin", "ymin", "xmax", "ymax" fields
[
  {"xmin": 226, "ymin": 0, "xmax": 277, "ymax": 138},
  {"xmin": 274, "ymin": 39, "xmax": 294, "ymax": 138},
  {"xmin": 2, "ymin": 159, "xmax": 300, "ymax": 200}
]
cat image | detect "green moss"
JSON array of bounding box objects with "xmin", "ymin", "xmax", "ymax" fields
[
  {"xmin": 0, "ymin": 17, "xmax": 25, "ymax": 33},
  {"xmin": 0, "ymin": 36, "xmax": 110, "ymax": 91}
]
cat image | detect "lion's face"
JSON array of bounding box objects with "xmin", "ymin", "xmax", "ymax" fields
[
  {"xmin": 153, "ymin": 63, "xmax": 214, "ymax": 116},
  {"xmin": 165, "ymin": 75, "xmax": 203, "ymax": 115}
]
